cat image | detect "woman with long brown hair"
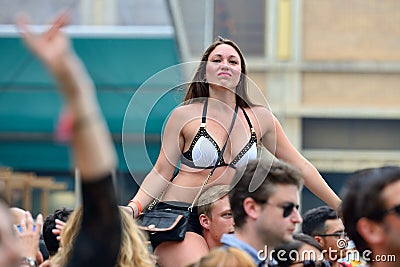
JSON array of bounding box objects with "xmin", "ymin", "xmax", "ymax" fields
[{"xmin": 127, "ymin": 37, "xmax": 341, "ymax": 267}]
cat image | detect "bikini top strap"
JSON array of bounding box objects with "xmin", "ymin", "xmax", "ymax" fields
[
  {"xmin": 241, "ymin": 106, "xmax": 254, "ymax": 130},
  {"xmin": 201, "ymin": 99, "xmax": 208, "ymax": 125}
]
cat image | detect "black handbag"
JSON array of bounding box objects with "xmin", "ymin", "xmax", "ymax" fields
[
  {"xmin": 137, "ymin": 205, "xmax": 190, "ymax": 242},
  {"xmin": 137, "ymin": 101, "xmax": 239, "ymax": 244}
]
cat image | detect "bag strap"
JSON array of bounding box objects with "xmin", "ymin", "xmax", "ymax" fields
[{"xmin": 189, "ymin": 101, "xmax": 239, "ymax": 211}]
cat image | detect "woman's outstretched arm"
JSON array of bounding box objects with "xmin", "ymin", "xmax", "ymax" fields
[
  {"xmin": 261, "ymin": 109, "xmax": 341, "ymax": 211},
  {"xmin": 17, "ymin": 12, "xmax": 121, "ymax": 267}
]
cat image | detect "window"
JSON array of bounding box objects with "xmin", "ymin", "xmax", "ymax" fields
[
  {"xmin": 303, "ymin": 118, "xmax": 400, "ymax": 150},
  {"xmin": 214, "ymin": 0, "xmax": 265, "ymax": 56},
  {"xmin": 301, "ymin": 172, "xmax": 349, "ymax": 212},
  {"xmin": 174, "ymin": 0, "xmax": 266, "ymax": 57}
]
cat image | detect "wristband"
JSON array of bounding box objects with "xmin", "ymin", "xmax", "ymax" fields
[
  {"xmin": 21, "ymin": 257, "xmax": 38, "ymax": 267},
  {"xmin": 126, "ymin": 205, "xmax": 135, "ymax": 218},
  {"xmin": 128, "ymin": 199, "xmax": 143, "ymax": 215}
]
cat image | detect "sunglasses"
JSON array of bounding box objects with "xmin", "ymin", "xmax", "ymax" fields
[
  {"xmin": 290, "ymin": 259, "xmax": 331, "ymax": 267},
  {"xmin": 318, "ymin": 232, "xmax": 348, "ymax": 239},
  {"xmin": 266, "ymin": 202, "xmax": 300, "ymax": 218},
  {"xmin": 383, "ymin": 204, "xmax": 400, "ymax": 217}
]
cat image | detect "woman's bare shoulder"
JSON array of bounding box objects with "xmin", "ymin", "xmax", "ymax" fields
[
  {"xmin": 245, "ymin": 105, "xmax": 276, "ymax": 135},
  {"xmin": 167, "ymin": 102, "xmax": 204, "ymax": 124},
  {"xmin": 172, "ymin": 102, "xmax": 203, "ymax": 117},
  {"xmin": 247, "ymin": 105, "xmax": 273, "ymax": 117}
]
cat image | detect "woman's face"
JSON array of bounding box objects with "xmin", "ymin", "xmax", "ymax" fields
[{"xmin": 205, "ymin": 44, "xmax": 242, "ymax": 91}]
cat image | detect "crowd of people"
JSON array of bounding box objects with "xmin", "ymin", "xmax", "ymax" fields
[{"xmin": 0, "ymin": 12, "xmax": 399, "ymax": 267}]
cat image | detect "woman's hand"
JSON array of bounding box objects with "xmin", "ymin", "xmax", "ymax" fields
[
  {"xmin": 14, "ymin": 211, "xmax": 43, "ymax": 261},
  {"xmin": 16, "ymin": 12, "xmax": 72, "ymax": 76},
  {"xmin": 16, "ymin": 11, "xmax": 89, "ymax": 103},
  {"xmin": 52, "ymin": 219, "xmax": 66, "ymax": 242}
]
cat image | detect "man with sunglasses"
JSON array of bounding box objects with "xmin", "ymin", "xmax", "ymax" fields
[
  {"xmin": 221, "ymin": 157, "xmax": 304, "ymax": 267},
  {"xmin": 341, "ymin": 166, "xmax": 400, "ymax": 267},
  {"xmin": 302, "ymin": 206, "xmax": 350, "ymax": 267}
]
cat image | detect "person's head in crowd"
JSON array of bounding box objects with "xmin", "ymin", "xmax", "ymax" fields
[
  {"xmin": 231, "ymin": 157, "xmax": 303, "ymax": 247},
  {"xmin": 198, "ymin": 184, "xmax": 234, "ymax": 249},
  {"xmin": 293, "ymin": 233, "xmax": 323, "ymax": 251},
  {"xmin": 341, "ymin": 166, "xmax": 400, "ymax": 265},
  {"xmin": 221, "ymin": 157, "xmax": 303, "ymax": 265},
  {"xmin": 43, "ymin": 207, "xmax": 73, "ymax": 257},
  {"xmin": 272, "ymin": 233, "xmax": 330, "ymax": 267},
  {"xmin": 302, "ymin": 205, "xmax": 347, "ymax": 266},
  {"xmin": 186, "ymin": 247, "xmax": 256, "ymax": 267},
  {"xmin": 51, "ymin": 206, "xmax": 155, "ymax": 267},
  {"xmin": 0, "ymin": 195, "xmax": 20, "ymax": 267}
]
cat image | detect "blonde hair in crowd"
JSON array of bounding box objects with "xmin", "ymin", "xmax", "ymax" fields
[
  {"xmin": 51, "ymin": 206, "xmax": 156, "ymax": 267},
  {"xmin": 197, "ymin": 185, "xmax": 230, "ymax": 218},
  {"xmin": 186, "ymin": 247, "xmax": 256, "ymax": 267}
]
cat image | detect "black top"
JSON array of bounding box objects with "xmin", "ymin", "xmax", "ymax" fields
[{"xmin": 66, "ymin": 174, "xmax": 121, "ymax": 267}]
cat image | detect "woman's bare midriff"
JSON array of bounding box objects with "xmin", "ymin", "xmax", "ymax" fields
[{"xmin": 161, "ymin": 166, "xmax": 236, "ymax": 203}]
